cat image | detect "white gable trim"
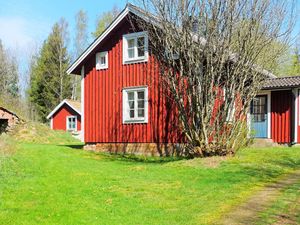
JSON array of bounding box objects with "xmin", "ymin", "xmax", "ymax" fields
[
  {"xmin": 66, "ymin": 4, "xmax": 156, "ymax": 75},
  {"xmin": 67, "ymin": 7, "xmax": 129, "ymax": 75},
  {"xmin": 46, "ymin": 99, "xmax": 81, "ymax": 119}
]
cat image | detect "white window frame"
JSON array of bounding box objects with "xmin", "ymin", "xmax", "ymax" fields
[
  {"xmin": 66, "ymin": 116, "xmax": 77, "ymax": 131},
  {"xmin": 122, "ymin": 86, "xmax": 148, "ymax": 124},
  {"xmin": 122, "ymin": 31, "xmax": 149, "ymax": 64},
  {"xmin": 96, "ymin": 51, "xmax": 108, "ymax": 70},
  {"xmin": 224, "ymin": 88, "xmax": 235, "ymax": 123}
]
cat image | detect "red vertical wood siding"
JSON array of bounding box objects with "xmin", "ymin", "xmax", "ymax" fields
[
  {"xmin": 52, "ymin": 104, "xmax": 81, "ymax": 131},
  {"xmin": 83, "ymin": 18, "xmax": 180, "ymax": 143},
  {"xmin": 271, "ymin": 90, "xmax": 292, "ymax": 143}
]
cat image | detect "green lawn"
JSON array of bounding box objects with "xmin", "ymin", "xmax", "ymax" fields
[
  {"xmin": 256, "ymin": 177, "xmax": 300, "ymax": 224},
  {"xmin": 1, "ymin": 131, "xmax": 300, "ymax": 224}
]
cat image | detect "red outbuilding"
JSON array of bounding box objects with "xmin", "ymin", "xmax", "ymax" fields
[
  {"xmin": 66, "ymin": 4, "xmax": 300, "ymax": 154},
  {"xmin": 47, "ymin": 99, "xmax": 81, "ymax": 132}
]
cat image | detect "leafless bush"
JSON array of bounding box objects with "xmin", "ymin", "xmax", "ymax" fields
[{"xmin": 134, "ymin": 0, "xmax": 295, "ymax": 157}]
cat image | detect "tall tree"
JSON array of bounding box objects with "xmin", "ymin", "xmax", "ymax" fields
[
  {"xmin": 29, "ymin": 19, "xmax": 71, "ymax": 122},
  {"xmin": 92, "ymin": 5, "xmax": 120, "ymax": 38},
  {"xmin": 71, "ymin": 10, "xmax": 89, "ymax": 100},
  {"xmin": 282, "ymin": 47, "xmax": 300, "ymax": 76},
  {"xmin": 74, "ymin": 10, "xmax": 89, "ymax": 57},
  {"xmin": 0, "ymin": 39, "xmax": 20, "ymax": 104}
]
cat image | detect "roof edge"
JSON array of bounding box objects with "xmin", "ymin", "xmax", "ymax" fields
[{"xmin": 46, "ymin": 99, "xmax": 81, "ymax": 119}]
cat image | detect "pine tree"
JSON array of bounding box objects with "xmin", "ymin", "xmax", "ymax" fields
[{"xmin": 29, "ymin": 19, "xmax": 71, "ymax": 122}]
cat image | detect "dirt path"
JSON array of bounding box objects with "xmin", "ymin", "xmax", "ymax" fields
[{"xmin": 220, "ymin": 170, "xmax": 300, "ymax": 225}]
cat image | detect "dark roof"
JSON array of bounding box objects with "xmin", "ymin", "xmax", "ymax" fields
[
  {"xmin": 263, "ymin": 76, "xmax": 300, "ymax": 89},
  {"xmin": 0, "ymin": 107, "xmax": 19, "ymax": 118}
]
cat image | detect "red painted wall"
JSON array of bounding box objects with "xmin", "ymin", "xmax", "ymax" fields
[
  {"xmin": 82, "ymin": 16, "xmax": 240, "ymax": 144},
  {"xmin": 52, "ymin": 104, "xmax": 81, "ymax": 131},
  {"xmin": 83, "ymin": 17, "xmax": 181, "ymax": 143},
  {"xmin": 271, "ymin": 90, "xmax": 292, "ymax": 143}
]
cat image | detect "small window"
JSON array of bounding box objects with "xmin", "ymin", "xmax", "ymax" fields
[
  {"xmin": 122, "ymin": 87, "xmax": 148, "ymax": 123},
  {"xmin": 96, "ymin": 51, "xmax": 108, "ymax": 70},
  {"xmin": 67, "ymin": 116, "xmax": 77, "ymax": 131},
  {"xmin": 123, "ymin": 32, "xmax": 148, "ymax": 64}
]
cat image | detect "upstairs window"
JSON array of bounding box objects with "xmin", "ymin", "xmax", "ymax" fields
[
  {"xmin": 122, "ymin": 86, "xmax": 148, "ymax": 123},
  {"xmin": 96, "ymin": 51, "xmax": 108, "ymax": 70},
  {"xmin": 123, "ymin": 32, "xmax": 148, "ymax": 64},
  {"xmin": 66, "ymin": 116, "xmax": 77, "ymax": 131}
]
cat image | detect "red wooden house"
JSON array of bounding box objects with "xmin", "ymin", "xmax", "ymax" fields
[
  {"xmin": 67, "ymin": 4, "xmax": 300, "ymax": 154},
  {"xmin": 47, "ymin": 99, "xmax": 81, "ymax": 132}
]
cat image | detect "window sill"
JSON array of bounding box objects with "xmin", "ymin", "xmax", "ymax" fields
[
  {"xmin": 123, "ymin": 119, "xmax": 148, "ymax": 124},
  {"xmin": 96, "ymin": 67, "xmax": 108, "ymax": 70},
  {"xmin": 123, "ymin": 57, "xmax": 148, "ymax": 65}
]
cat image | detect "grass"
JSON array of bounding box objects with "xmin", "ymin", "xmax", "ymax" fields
[
  {"xmin": 1, "ymin": 124, "xmax": 300, "ymax": 224},
  {"xmin": 255, "ymin": 177, "xmax": 300, "ymax": 224}
]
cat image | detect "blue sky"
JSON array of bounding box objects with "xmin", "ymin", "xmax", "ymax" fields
[
  {"xmin": 0, "ymin": 0, "xmax": 129, "ymax": 53},
  {"xmin": 0, "ymin": 0, "xmax": 129, "ymax": 91},
  {"xmin": 0, "ymin": 0, "xmax": 299, "ymax": 92}
]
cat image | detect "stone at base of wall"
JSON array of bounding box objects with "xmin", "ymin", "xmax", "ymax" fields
[{"xmin": 84, "ymin": 143, "xmax": 183, "ymax": 156}]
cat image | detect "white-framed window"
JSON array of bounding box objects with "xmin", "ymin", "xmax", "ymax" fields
[
  {"xmin": 96, "ymin": 51, "xmax": 108, "ymax": 70},
  {"xmin": 226, "ymin": 102, "xmax": 236, "ymax": 122},
  {"xmin": 66, "ymin": 116, "xmax": 77, "ymax": 131},
  {"xmin": 224, "ymin": 88, "xmax": 235, "ymax": 122},
  {"xmin": 122, "ymin": 86, "xmax": 148, "ymax": 123},
  {"xmin": 123, "ymin": 31, "xmax": 148, "ymax": 64}
]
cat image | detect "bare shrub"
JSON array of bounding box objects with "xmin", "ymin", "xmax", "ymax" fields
[{"xmin": 133, "ymin": 0, "xmax": 295, "ymax": 157}]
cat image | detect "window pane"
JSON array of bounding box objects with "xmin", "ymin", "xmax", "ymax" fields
[
  {"xmin": 137, "ymin": 37, "xmax": 144, "ymax": 47},
  {"xmin": 130, "ymin": 110, "xmax": 135, "ymax": 118},
  {"xmin": 128, "ymin": 48, "xmax": 134, "ymax": 58},
  {"xmin": 129, "ymin": 100, "xmax": 134, "ymax": 109},
  {"xmin": 128, "ymin": 39, "xmax": 135, "ymax": 48},
  {"xmin": 138, "ymin": 100, "xmax": 144, "ymax": 108},
  {"xmin": 128, "ymin": 92, "xmax": 134, "ymax": 100},
  {"xmin": 137, "ymin": 91, "xmax": 144, "ymax": 100},
  {"xmin": 137, "ymin": 47, "xmax": 145, "ymax": 57},
  {"xmin": 138, "ymin": 109, "xmax": 144, "ymax": 117},
  {"xmin": 100, "ymin": 56, "xmax": 106, "ymax": 65}
]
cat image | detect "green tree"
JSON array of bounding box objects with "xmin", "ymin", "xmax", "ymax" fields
[
  {"xmin": 285, "ymin": 47, "xmax": 300, "ymax": 76},
  {"xmin": 29, "ymin": 19, "xmax": 71, "ymax": 122},
  {"xmin": 0, "ymin": 39, "xmax": 20, "ymax": 101},
  {"xmin": 92, "ymin": 5, "xmax": 120, "ymax": 38}
]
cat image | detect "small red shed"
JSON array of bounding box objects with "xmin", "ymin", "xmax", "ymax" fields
[{"xmin": 47, "ymin": 99, "xmax": 81, "ymax": 132}]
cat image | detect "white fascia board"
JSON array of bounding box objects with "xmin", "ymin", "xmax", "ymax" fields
[
  {"xmin": 66, "ymin": 4, "xmax": 159, "ymax": 75},
  {"xmin": 67, "ymin": 7, "xmax": 130, "ymax": 75},
  {"xmin": 46, "ymin": 99, "xmax": 81, "ymax": 119}
]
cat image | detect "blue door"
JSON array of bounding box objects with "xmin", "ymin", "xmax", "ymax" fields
[{"xmin": 251, "ymin": 95, "xmax": 268, "ymax": 138}]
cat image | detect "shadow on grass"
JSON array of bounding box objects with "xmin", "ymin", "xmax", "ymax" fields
[
  {"xmin": 97, "ymin": 152, "xmax": 185, "ymax": 164},
  {"xmin": 60, "ymin": 144, "xmax": 85, "ymax": 150}
]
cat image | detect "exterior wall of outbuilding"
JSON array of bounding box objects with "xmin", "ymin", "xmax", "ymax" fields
[
  {"xmin": 52, "ymin": 104, "xmax": 81, "ymax": 131},
  {"xmin": 271, "ymin": 90, "xmax": 293, "ymax": 144}
]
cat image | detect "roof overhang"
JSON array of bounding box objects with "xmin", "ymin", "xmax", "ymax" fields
[
  {"xmin": 67, "ymin": 3, "xmax": 276, "ymax": 79},
  {"xmin": 46, "ymin": 99, "xmax": 81, "ymax": 119}
]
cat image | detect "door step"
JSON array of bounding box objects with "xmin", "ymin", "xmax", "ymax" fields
[{"xmin": 250, "ymin": 138, "xmax": 280, "ymax": 148}]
